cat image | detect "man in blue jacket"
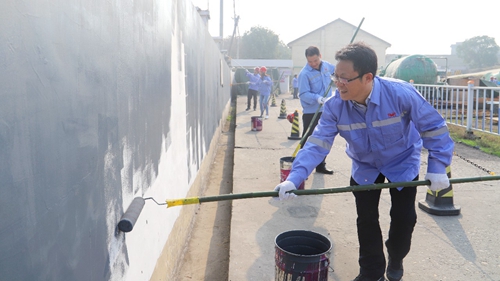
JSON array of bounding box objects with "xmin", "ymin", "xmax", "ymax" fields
[
  {"xmin": 292, "ymin": 74, "xmax": 299, "ymax": 99},
  {"xmin": 298, "ymin": 46, "xmax": 335, "ymax": 174},
  {"xmin": 245, "ymin": 67, "xmax": 260, "ymax": 111},
  {"xmin": 275, "ymin": 42, "xmax": 454, "ymax": 281}
]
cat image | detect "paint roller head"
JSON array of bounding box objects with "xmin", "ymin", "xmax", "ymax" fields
[{"xmin": 118, "ymin": 197, "xmax": 145, "ymax": 232}]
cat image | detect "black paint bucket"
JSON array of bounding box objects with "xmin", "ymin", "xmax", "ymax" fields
[{"xmin": 275, "ymin": 230, "xmax": 332, "ymax": 281}]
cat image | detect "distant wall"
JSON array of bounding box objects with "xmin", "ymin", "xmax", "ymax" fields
[{"xmin": 0, "ymin": 0, "xmax": 231, "ymax": 280}]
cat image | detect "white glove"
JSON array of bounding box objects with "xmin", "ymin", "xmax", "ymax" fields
[
  {"xmin": 425, "ymin": 173, "xmax": 449, "ymax": 191},
  {"xmin": 317, "ymin": 97, "xmax": 326, "ymax": 104},
  {"xmin": 274, "ymin": 181, "xmax": 297, "ymax": 200}
]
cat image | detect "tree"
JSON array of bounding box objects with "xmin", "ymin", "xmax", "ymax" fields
[
  {"xmin": 238, "ymin": 26, "xmax": 291, "ymax": 59},
  {"xmin": 456, "ymin": 36, "xmax": 500, "ymax": 69}
]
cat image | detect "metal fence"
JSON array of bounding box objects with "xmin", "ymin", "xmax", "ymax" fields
[{"xmin": 414, "ymin": 82, "xmax": 500, "ymax": 135}]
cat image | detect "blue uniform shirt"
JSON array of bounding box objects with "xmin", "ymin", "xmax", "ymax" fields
[
  {"xmin": 256, "ymin": 75, "xmax": 273, "ymax": 96},
  {"xmin": 292, "ymin": 77, "xmax": 298, "ymax": 88},
  {"xmin": 298, "ymin": 61, "xmax": 335, "ymax": 114},
  {"xmin": 287, "ymin": 76, "xmax": 454, "ymax": 188},
  {"xmin": 246, "ymin": 71, "xmax": 260, "ymax": 91}
]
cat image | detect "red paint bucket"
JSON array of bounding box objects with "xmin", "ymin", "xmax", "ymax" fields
[
  {"xmin": 280, "ymin": 156, "xmax": 304, "ymax": 190},
  {"xmin": 275, "ymin": 230, "xmax": 332, "ymax": 281},
  {"xmin": 251, "ymin": 116, "xmax": 263, "ymax": 131}
]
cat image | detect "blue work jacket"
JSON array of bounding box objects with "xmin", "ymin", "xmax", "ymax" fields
[
  {"xmin": 298, "ymin": 61, "xmax": 335, "ymax": 114},
  {"xmin": 246, "ymin": 71, "xmax": 260, "ymax": 91},
  {"xmin": 256, "ymin": 75, "xmax": 273, "ymax": 96},
  {"xmin": 287, "ymin": 77, "xmax": 454, "ymax": 188}
]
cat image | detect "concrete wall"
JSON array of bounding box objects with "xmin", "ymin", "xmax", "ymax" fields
[
  {"xmin": 289, "ymin": 19, "xmax": 391, "ymax": 75},
  {"xmin": 0, "ymin": 0, "xmax": 231, "ymax": 280}
]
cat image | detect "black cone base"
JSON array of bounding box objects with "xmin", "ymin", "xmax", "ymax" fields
[{"xmin": 418, "ymin": 200, "xmax": 461, "ymax": 216}]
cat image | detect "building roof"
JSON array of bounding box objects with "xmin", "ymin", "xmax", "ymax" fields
[{"xmin": 287, "ymin": 18, "xmax": 391, "ymax": 47}]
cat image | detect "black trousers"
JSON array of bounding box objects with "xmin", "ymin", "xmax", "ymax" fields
[
  {"xmin": 351, "ymin": 173, "xmax": 418, "ymax": 278},
  {"xmin": 247, "ymin": 89, "xmax": 258, "ymax": 109},
  {"xmin": 301, "ymin": 112, "xmax": 326, "ymax": 168}
]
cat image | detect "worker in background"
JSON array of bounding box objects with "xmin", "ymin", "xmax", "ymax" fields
[
  {"xmin": 292, "ymin": 74, "xmax": 299, "ymax": 99},
  {"xmin": 275, "ymin": 42, "xmax": 454, "ymax": 281},
  {"xmin": 298, "ymin": 46, "xmax": 335, "ymax": 174},
  {"xmin": 245, "ymin": 67, "xmax": 260, "ymax": 111},
  {"xmin": 256, "ymin": 66, "xmax": 273, "ymax": 119}
]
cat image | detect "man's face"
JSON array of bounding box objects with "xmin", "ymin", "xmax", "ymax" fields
[
  {"xmin": 306, "ymin": 54, "xmax": 321, "ymax": 70},
  {"xmin": 334, "ymin": 60, "xmax": 370, "ymax": 103},
  {"xmin": 254, "ymin": 69, "xmax": 259, "ymax": 74}
]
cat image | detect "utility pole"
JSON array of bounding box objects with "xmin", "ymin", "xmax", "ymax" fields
[
  {"xmin": 219, "ymin": 0, "xmax": 223, "ymax": 48},
  {"xmin": 227, "ymin": 15, "xmax": 239, "ymax": 58}
]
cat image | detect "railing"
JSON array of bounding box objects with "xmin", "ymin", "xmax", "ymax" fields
[{"xmin": 413, "ymin": 82, "xmax": 500, "ymax": 136}]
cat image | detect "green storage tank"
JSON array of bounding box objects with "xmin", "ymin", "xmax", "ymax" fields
[{"xmin": 382, "ymin": 55, "xmax": 438, "ymax": 84}]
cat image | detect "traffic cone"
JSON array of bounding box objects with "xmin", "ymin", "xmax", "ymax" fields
[
  {"xmin": 278, "ymin": 99, "xmax": 287, "ymax": 119},
  {"xmin": 418, "ymin": 166, "xmax": 461, "ymax": 216},
  {"xmin": 288, "ymin": 110, "xmax": 301, "ymax": 140},
  {"xmin": 271, "ymin": 93, "xmax": 277, "ymax": 107}
]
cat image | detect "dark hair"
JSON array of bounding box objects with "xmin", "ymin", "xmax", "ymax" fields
[
  {"xmin": 335, "ymin": 42, "xmax": 377, "ymax": 77},
  {"xmin": 305, "ymin": 46, "xmax": 320, "ymax": 57}
]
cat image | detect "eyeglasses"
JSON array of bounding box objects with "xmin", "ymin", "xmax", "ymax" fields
[{"xmin": 332, "ymin": 74, "xmax": 362, "ymax": 85}]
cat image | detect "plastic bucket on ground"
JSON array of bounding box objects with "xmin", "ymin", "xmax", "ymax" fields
[
  {"xmin": 280, "ymin": 156, "xmax": 304, "ymax": 190},
  {"xmin": 251, "ymin": 116, "xmax": 263, "ymax": 131},
  {"xmin": 275, "ymin": 230, "xmax": 332, "ymax": 281}
]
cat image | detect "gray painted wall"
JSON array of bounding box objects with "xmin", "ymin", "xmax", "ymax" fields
[{"xmin": 0, "ymin": 0, "xmax": 230, "ymax": 280}]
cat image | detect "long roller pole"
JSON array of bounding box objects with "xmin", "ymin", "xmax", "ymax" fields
[
  {"xmin": 118, "ymin": 175, "xmax": 500, "ymax": 232},
  {"xmin": 165, "ymin": 176, "xmax": 500, "ymax": 208}
]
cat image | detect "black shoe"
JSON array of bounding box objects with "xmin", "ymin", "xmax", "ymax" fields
[
  {"xmin": 352, "ymin": 274, "xmax": 386, "ymax": 281},
  {"xmin": 386, "ymin": 257, "xmax": 403, "ymax": 281},
  {"xmin": 245, "ymin": 108, "xmax": 250, "ymax": 111},
  {"xmin": 315, "ymin": 166, "xmax": 334, "ymax": 174}
]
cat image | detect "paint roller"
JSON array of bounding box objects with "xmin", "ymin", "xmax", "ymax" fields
[
  {"xmin": 117, "ymin": 175, "xmax": 500, "ymax": 232},
  {"xmin": 118, "ymin": 197, "xmax": 145, "ymax": 232}
]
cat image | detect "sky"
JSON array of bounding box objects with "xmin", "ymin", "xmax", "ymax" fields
[{"xmin": 190, "ymin": 0, "xmax": 500, "ymax": 55}]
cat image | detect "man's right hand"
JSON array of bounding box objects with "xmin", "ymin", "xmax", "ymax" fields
[
  {"xmin": 425, "ymin": 173, "xmax": 450, "ymax": 191},
  {"xmin": 274, "ymin": 181, "xmax": 297, "ymax": 200},
  {"xmin": 317, "ymin": 97, "xmax": 326, "ymax": 104}
]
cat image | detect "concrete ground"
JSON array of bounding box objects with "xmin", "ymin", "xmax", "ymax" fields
[{"xmin": 228, "ymin": 94, "xmax": 500, "ymax": 281}]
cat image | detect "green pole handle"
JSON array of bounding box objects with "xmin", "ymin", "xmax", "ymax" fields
[{"xmin": 165, "ymin": 176, "xmax": 500, "ymax": 208}]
